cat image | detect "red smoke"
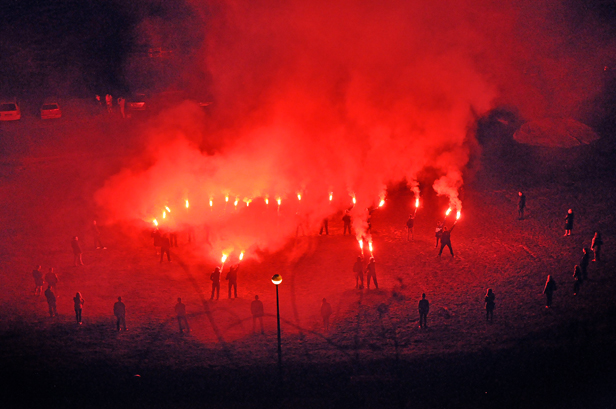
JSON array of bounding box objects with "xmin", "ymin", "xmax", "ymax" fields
[{"xmin": 96, "ymin": 0, "xmax": 612, "ymax": 260}]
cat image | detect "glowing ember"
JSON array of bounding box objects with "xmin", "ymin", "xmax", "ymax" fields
[
  {"xmin": 297, "ymin": 193, "xmax": 302, "ymax": 201},
  {"xmin": 239, "ymin": 252, "xmax": 244, "ymax": 261},
  {"xmin": 329, "ymin": 192, "xmax": 333, "ymax": 201},
  {"xmin": 378, "ymin": 199, "xmax": 385, "ymax": 207},
  {"xmin": 165, "ymin": 206, "xmax": 171, "ymax": 213},
  {"xmin": 456, "ymin": 210, "xmax": 461, "ymax": 220},
  {"xmin": 185, "ymin": 200, "xmax": 189, "ymax": 208},
  {"xmin": 221, "ymin": 254, "xmax": 228, "ymax": 263},
  {"xmin": 415, "ymin": 198, "xmax": 420, "ymax": 208},
  {"xmin": 445, "ymin": 208, "xmax": 452, "ymax": 216},
  {"xmin": 153, "ymin": 219, "xmax": 158, "ymax": 226}
]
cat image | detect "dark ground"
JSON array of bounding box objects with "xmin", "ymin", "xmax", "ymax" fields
[{"xmin": 1, "ymin": 101, "xmax": 616, "ymax": 408}]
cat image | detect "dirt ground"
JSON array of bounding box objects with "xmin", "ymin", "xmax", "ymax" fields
[{"xmin": 1, "ymin": 102, "xmax": 616, "ymax": 408}]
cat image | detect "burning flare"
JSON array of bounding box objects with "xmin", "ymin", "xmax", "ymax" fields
[
  {"xmin": 352, "ymin": 196, "xmax": 357, "ymax": 205},
  {"xmin": 209, "ymin": 199, "xmax": 213, "ymax": 207},
  {"xmin": 277, "ymin": 198, "xmax": 281, "ymax": 206},
  {"xmin": 265, "ymin": 197, "xmax": 269, "ymax": 205},
  {"xmin": 239, "ymin": 251, "xmax": 244, "ymax": 261},
  {"xmin": 378, "ymin": 199, "xmax": 385, "ymax": 208},
  {"xmin": 445, "ymin": 208, "xmax": 452, "ymax": 216},
  {"xmin": 329, "ymin": 192, "xmax": 333, "ymax": 201},
  {"xmin": 221, "ymin": 254, "xmax": 228, "ymax": 263},
  {"xmin": 225, "ymin": 195, "xmax": 229, "ymax": 203},
  {"xmin": 297, "ymin": 193, "xmax": 302, "ymax": 201},
  {"xmin": 415, "ymin": 198, "xmax": 420, "ymax": 208},
  {"xmin": 456, "ymin": 210, "xmax": 461, "ymax": 220},
  {"xmin": 153, "ymin": 218, "xmax": 158, "ymax": 227},
  {"xmin": 162, "ymin": 211, "xmax": 166, "ymax": 219},
  {"xmin": 185, "ymin": 200, "xmax": 189, "ymax": 208},
  {"xmin": 165, "ymin": 206, "xmax": 171, "ymax": 213},
  {"xmin": 368, "ymin": 241, "xmax": 373, "ymax": 253}
]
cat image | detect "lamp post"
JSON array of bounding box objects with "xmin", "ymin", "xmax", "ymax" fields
[{"xmin": 271, "ymin": 273, "xmax": 283, "ymax": 382}]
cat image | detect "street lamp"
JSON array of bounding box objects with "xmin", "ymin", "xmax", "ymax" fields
[{"xmin": 271, "ymin": 273, "xmax": 282, "ymax": 382}]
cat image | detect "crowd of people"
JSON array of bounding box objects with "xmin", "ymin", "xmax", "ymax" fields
[{"xmin": 30, "ymin": 191, "xmax": 606, "ymax": 335}]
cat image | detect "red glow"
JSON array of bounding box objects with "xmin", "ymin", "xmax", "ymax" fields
[
  {"xmin": 456, "ymin": 210, "xmax": 461, "ymax": 220},
  {"xmin": 329, "ymin": 193, "xmax": 333, "ymax": 201},
  {"xmin": 378, "ymin": 199, "xmax": 385, "ymax": 208},
  {"xmin": 352, "ymin": 196, "xmax": 357, "ymax": 205},
  {"xmin": 368, "ymin": 241, "xmax": 373, "ymax": 253},
  {"xmin": 297, "ymin": 193, "xmax": 302, "ymax": 201},
  {"xmin": 221, "ymin": 254, "xmax": 228, "ymax": 263},
  {"xmin": 152, "ymin": 218, "xmax": 158, "ymax": 226},
  {"xmin": 239, "ymin": 251, "xmax": 244, "ymax": 261},
  {"xmin": 445, "ymin": 208, "xmax": 452, "ymax": 216},
  {"xmin": 415, "ymin": 198, "xmax": 420, "ymax": 208}
]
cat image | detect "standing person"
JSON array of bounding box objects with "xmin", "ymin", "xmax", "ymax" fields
[
  {"xmin": 342, "ymin": 211, "xmax": 352, "ymax": 235},
  {"xmin": 32, "ymin": 265, "xmax": 44, "ymax": 296},
  {"xmin": 438, "ymin": 224, "xmax": 456, "ymax": 257},
  {"xmin": 72, "ymin": 236, "xmax": 83, "ymax": 266},
  {"xmin": 365, "ymin": 257, "xmax": 378, "ymax": 290},
  {"xmin": 435, "ymin": 221, "xmax": 444, "ymax": 248},
  {"xmin": 319, "ymin": 218, "xmax": 329, "ymax": 235},
  {"xmin": 114, "ymin": 297, "xmax": 127, "ymax": 331},
  {"xmin": 117, "ymin": 97, "xmax": 126, "ymax": 118},
  {"xmin": 418, "ymin": 293, "xmax": 429, "ymax": 328},
  {"xmin": 321, "ymin": 298, "xmax": 332, "ymax": 332},
  {"xmin": 159, "ymin": 233, "xmax": 171, "ymax": 263},
  {"xmin": 45, "ymin": 268, "xmax": 58, "ymax": 293},
  {"xmin": 406, "ymin": 214, "xmax": 415, "ymax": 241},
  {"xmin": 564, "ymin": 209, "xmax": 574, "ymax": 236},
  {"xmin": 73, "ymin": 292, "xmax": 84, "ymax": 324},
  {"xmin": 226, "ymin": 264, "xmax": 239, "ymax": 299},
  {"xmin": 543, "ymin": 275, "xmax": 557, "ymax": 308},
  {"xmin": 169, "ymin": 231, "xmax": 178, "ymax": 247},
  {"xmin": 210, "ymin": 267, "xmax": 221, "ymax": 300},
  {"xmin": 353, "ymin": 256, "xmax": 364, "ymax": 289},
  {"xmin": 591, "ymin": 231, "xmax": 603, "ymax": 262},
  {"xmin": 93, "ymin": 220, "xmax": 106, "ymax": 249},
  {"xmin": 152, "ymin": 228, "xmax": 162, "ymax": 255},
  {"xmin": 484, "ymin": 289, "xmax": 495, "ymax": 321},
  {"xmin": 518, "ymin": 191, "xmax": 526, "ymax": 220},
  {"xmin": 175, "ymin": 298, "xmax": 190, "ymax": 333},
  {"xmin": 251, "ymin": 295, "xmax": 264, "ymax": 334},
  {"xmin": 105, "ymin": 94, "xmax": 113, "ymax": 113},
  {"xmin": 573, "ymin": 265, "xmax": 582, "ymax": 295},
  {"xmin": 580, "ymin": 248, "xmax": 590, "ymax": 281},
  {"xmin": 44, "ymin": 286, "xmax": 57, "ymax": 317}
]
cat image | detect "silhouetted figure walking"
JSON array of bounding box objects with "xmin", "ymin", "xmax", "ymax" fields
[
  {"xmin": 321, "ymin": 298, "xmax": 332, "ymax": 332},
  {"xmin": 592, "ymin": 231, "xmax": 603, "ymax": 262},
  {"xmin": 114, "ymin": 297, "xmax": 126, "ymax": 331},
  {"xmin": 435, "ymin": 221, "xmax": 444, "ymax": 248},
  {"xmin": 438, "ymin": 224, "xmax": 456, "ymax": 257},
  {"xmin": 406, "ymin": 214, "xmax": 415, "ymax": 241},
  {"xmin": 485, "ymin": 288, "xmax": 495, "ymax": 321},
  {"xmin": 72, "ymin": 236, "xmax": 83, "ymax": 266},
  {"xmin": 543, "ymin": 275, "xmax": 557, "ymax": 308},
  {"xmin": 226, "ymin": 264, "xmax": 239, "ymax": 299},
  {"xmin": 45, "ymin": 268, "xmax": 58, "ymax": 293},
  {"xmin": 353, "ymin": 256, "xmax": 364, "ymax": 289},
  {"xmin": 564, "ymin": 209, "xmax": 574, "ymax": 236},
  {"xmin": 93, "ymin": 220, "xmax": 105, "ymax": 249},
  {"xmin": 73, "ymin": 292, "xmax": 84, "ymax": 324},
  {"xmin": 45, "ymin": 286, "xmax": 57, "ymax": 317},
  {"xmin": 518, "ymin": 191, "xmax": 526, "ymax": 220},
  {"xmin": 175, "ymin": 298, "xmax": 190, "ymax": 333},
  {"xmin": 160, "ymin": 234, "xmax": 171, "ymax": 263},
  {"xmin": 342, "ymin": 211, "xmax": 352, "ymax": 235},
  {"xmin": 210, "ymin": 267, "xmax": 221, "ymax": 300},
  {"xmin": 580, "ymin": 248, "xmax": 590, "ymax": 281},
  {"xmin": 319, "ymin": 218, "xmax": 329, "ymax": 235},
  {"xmin": 251, "ymin": 295, "xmax": 264, "ymax": 334},
  {"xmin": 573, "ymin": 265, "xmax": 582, "ymax": 295},
  {"xmin": 33, "ymin": 265, "xmax": 44, "ymax": 296},
  {"xmin": 365, "ymin": 257, "xmax": 378, "ymax": 289},
  {"xmin": 418, "ymin": 293, "xmax": 429, "ymax": 328}
]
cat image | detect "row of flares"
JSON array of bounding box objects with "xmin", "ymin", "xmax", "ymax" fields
[{"xmin": 150, "ymin": 193, "xmax": 461, "ymax": 264}]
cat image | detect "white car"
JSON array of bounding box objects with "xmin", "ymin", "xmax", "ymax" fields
[
  {"xmin": 40, "ymin": 102, "xmax": 62, "ymax": 119},
  {"xmin": 0, "ymin": 100, "xmax": 21, "ymax": 121}
]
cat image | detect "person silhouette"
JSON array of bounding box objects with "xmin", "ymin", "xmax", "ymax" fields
[
  {"xmin": 564, "ymin": 209, "xmax": 574, "ymax": 236},
  {"xmin": 226, "ymin": 264, "xmax": 239, "ymax": 299},
  {"xmin": 484, "ymin": 289, "xmax": 495, "ymax": 321},
  {"xmin": 32, "ymin": 265, "xmax": 44, "ymax": 296},
  {"xmin": 543, "ymin": 275, "xmax": 557, "ymax": 308},
  {"xmin": 418, "ymin": 293, "xmax": 429, "ymax": 328},
  {"xmin": 251, "ymin": 295, "xmax": 264, "ymax": 334},
  {"xmin": 72, "ymin": 236, "xmax": 83, "ymax": 266},
  {"xmin": 518, "ymin": 191, "xmax": 526, "ymax": 220},
  {"xmin": 175, "ymin": 298, "xmax": 190, "ymax": 333},
  {"xmin": 365, "ymin": 257, "xmax": 378, "ymax": 289},
  {"xmin": 406, "ymin": 214, "xmax": 415, "ymax": 241},
  {"xmin": 591, "ymin": 232, "xmax": 603, "ymax": 262},
  {"xmin": 353, "ymin": 256, "xmax": 364, "ymax": 289},
  {"xmin": 44, "ymin": 285, "xmax": 57, "ymax": 317},
  {"xmin": 114, "ymin": 297, "xmax": 127, "ymax": 331},
  {"xmin": 438, "ymin": 224, "xmax": 456, "ymax": 257},
  {"xmin": 210, "ymin": 267, "xmax": 221, "ymax": 300},
  {"xmin": 73, "ymin": 292, "xmax": 84, "ymax": 324}
]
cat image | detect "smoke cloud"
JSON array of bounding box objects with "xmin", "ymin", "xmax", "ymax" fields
[{"xmin": 95, "ymin": 0, "xmax": 613, "ymax": 260}]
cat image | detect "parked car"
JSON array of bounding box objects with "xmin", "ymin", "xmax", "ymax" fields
[
  {"xmin": 127, "ymin": 93, "xmax": 147, "ymax": 111},
  {"xmin": 0, "ymin": 100, "xmax": 21, "ymax": 121},
  {"xmin": 40, "ymin": 101, "xmax": 62, "ymax": 119}
]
